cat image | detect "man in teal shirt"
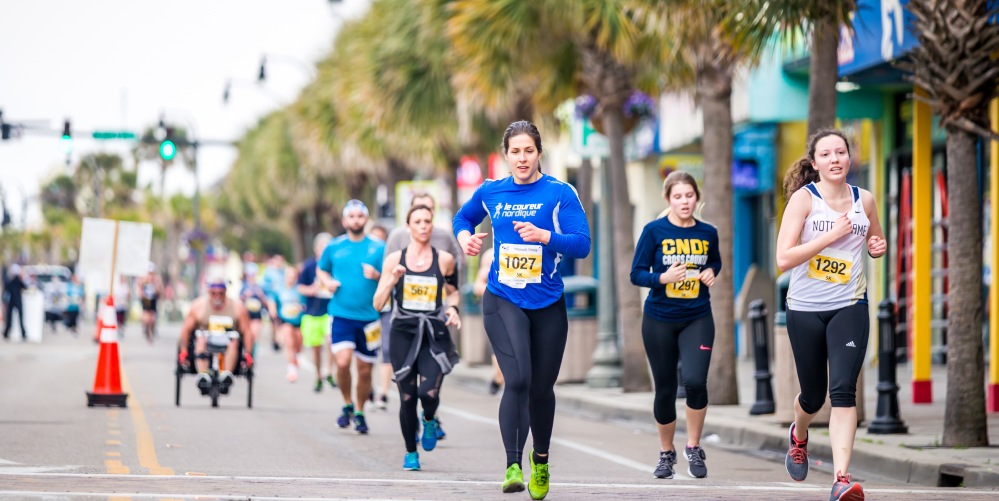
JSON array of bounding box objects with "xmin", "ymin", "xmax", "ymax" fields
[{"xmin": 318, "ymin": 200, "xmax": 384, "ymax": 434}]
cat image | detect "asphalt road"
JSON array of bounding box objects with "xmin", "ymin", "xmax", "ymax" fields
[{"xmin": 1, "ymin": 321, "xmax": 996, "ymax": 500}]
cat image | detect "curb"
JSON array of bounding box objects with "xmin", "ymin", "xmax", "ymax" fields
[{"xmin": 449, "ymin": 367, "xmax": 998, "ymax": 488}]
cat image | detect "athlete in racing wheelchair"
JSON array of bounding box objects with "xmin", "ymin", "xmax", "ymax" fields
[{"xmin": 176, "ymin": 276, "xmax": 254, "ymax": 407}]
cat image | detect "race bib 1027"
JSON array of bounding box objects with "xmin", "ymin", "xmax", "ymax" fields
[{"xmin": 498, "ymin": 243, "xmax": 543, "ymax": 289}]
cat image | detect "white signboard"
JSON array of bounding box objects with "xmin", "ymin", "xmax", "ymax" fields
[{"xmin": 79, "ymin": 218, "xmax": 153, "ymax": 292}]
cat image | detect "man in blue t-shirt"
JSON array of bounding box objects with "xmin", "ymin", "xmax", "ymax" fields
[
  {"xmin": 298, "ymin": 232, "xmax": 335, "ymax": 392},
  {"xmin": 317, "ymin": 200, "xmax": 385, "ymax": 434}
]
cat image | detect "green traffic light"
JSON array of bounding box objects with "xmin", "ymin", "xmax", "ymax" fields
[
  {"xmin": 160, "ymin": 140, "xmax": 176, "ymax": 160},
  {"xmin": 60, "ymin": 134, "xmax": 73, "ymax": 154}
]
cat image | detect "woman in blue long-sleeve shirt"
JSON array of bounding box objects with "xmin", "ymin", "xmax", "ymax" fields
[
  {"xmin": 453, "ymin": 120, "xmax": 590, "ymax": 498},
  {"xmin": 631, "ymin": 170, "xmax": 720, "ymax": 481}
]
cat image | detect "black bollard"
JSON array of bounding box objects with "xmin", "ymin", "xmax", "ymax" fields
[
  {"xmin": 868, "ymin": 299, "xmax": 908, "ymax": 434},
  {"xmin": 749, "ymin": 300, "xmax": 775, "ymax": 415}
]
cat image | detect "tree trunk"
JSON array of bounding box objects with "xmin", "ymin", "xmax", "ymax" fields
[
  {"xmin": 698, "ymin": 53, "xmax": 739, "ymax": 405},
  {"xmin": 576, "ymin": 158, "xmax": 595, "ymax": 277},
  {"xmin": 942, "ymin": 127, "xmax": 988, "ymax": 446},
  {"xmin": 807, "ymin": 17, "xmax": 840, "ymax": 136},
  {"xmin": 602, "ymin": 107, "xmax": 651, "ymax": 392},
  {"xmin": 386, "ymin": 158, "xmax": 410, "ymax": 221},
  {"xmin": 290, "ymin": 211, "xmax": 307, "ymax": 263}
]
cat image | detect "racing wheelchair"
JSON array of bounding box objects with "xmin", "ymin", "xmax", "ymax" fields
[{"xmin": 175, "ymin": 317, "xmax": 254, "ymax": 408}]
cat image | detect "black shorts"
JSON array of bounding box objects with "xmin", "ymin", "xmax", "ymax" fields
[{"xmin": 63, "ymin": 310, "xmax": 79, "ymax": 328}]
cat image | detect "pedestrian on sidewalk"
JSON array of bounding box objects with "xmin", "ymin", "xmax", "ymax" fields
[
  {"xmin": 630, "ymin": 170, "xmax": 719, "ymax": 480},
  {"xmin": 454, "ymin": 120, "xmax": 591, "ymax": 499},
  {"xmin": 776, "ymin": 129, "xmax": 887, "ymax": 501},
  {"xmin": 3, "ymin": 264, "xmax": 26, "ymax": 340}
]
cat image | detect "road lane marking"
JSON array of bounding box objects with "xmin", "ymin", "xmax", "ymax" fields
[
  {"xmin": 120, "ymin": 367, "xmax": 174, "ymax": 476},
  {"xmin": 3, "ymin": 493, "xmax": 441, "ymax": 501},
  {"xmin": 104, "ymin": 460, "xmax": 130, "ymax": 475},
  {"xmin": 107, "ymin": 440, "xmax": 121, "ymax": 445},
  {"xmin": 106, "ymin": 453, "xmax": 121, "ymax": 457},
  {"xmin": 436, "ymin": 405, "xmax": 692, "ymax": 479},
  {"xmin": 0, "ymin": 477, "xmax": 997, "ymax": 496},
  {"xmin": 109, "ymin": 430, "xmax": 121, "ymax": 435}
]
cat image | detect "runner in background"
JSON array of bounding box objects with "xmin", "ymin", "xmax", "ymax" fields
[
  {"xmin": 240, "ymin": 264, "xmax": 270, "ymax": 354},
  {"xmin": 381, "ymin": 192, "xmax": 463, "ymax": 416},
  {"xmin": 473, "ymin": 250, "xmax": 504, "ymax": 395},
  {"xmin": 318, "ymin": 200, "xmax": 385, "ymax": 434},
  {"xmin": 139, "ymin": 262, "xmax": 163, "ymax": 344},
  {"xmin": 272, "ymin": 265, "xmax": 305, "ymax": 382},
  {"xmin": 261, "ymin": 254, "xmax": 287, "ymax": 351},
  {"xmin": 776, "ymin": 129, "xmax": 886, "ymax": 501},
  {"xmin": 369, "ymin": 225, "xmax": 391, "ymax": 409},
  {"xmin": 113, "ymin": 275, "xmax": 130, "ymax": 339},
  {"xmin": 63, "ymin": 272, "xmax": 84, "ymax": 336},
  {"xmin": 631, "ymin": 171, "xmax": 719, "ymax": 480},
  {"xmin": 299, "ymin": 233, "xmax": 337, "ymax": 392},
  {"xmin": 373, "ymin": 203, "xmax": 461, "ymax": 471}
]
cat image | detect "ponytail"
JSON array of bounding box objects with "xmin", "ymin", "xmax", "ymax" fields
[{"xmin": 782, "ymin": 128, "xmax": 851, "ymax": 202}]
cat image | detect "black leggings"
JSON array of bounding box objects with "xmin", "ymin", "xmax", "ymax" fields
[
  {"xmin": 787, "ymin": 303, "xmax": 869, "ymax": 414},
  {"xmin": 482, "ymin": 289, "xmax": 568, "ymax": 467},
  {"xmin": 3, "ymin": 300, "xmax": 25, "ymax": 339},
  {"xmin": 389, "ymin": 319, "xmax": 446, "ymax": 453},
  {"xmin": 642, "ymin": 312, "xmax": 715, "ymax": 425}
]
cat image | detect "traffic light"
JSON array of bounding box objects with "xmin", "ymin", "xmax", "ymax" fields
[
  {"xmin": 160, "ymin": 139, "xmax": 177, "ymax": 160},
  {"xmin": 60, "ymin": 120, "xmax": 73, "ymax": 154}
]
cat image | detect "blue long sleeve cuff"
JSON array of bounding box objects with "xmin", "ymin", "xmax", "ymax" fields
[{"xmin": 546, "ymin": 231, "xmax": 590, "ymax": 259}]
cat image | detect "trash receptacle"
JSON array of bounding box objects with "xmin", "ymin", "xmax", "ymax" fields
[
  {"xmin": 458, "ymin": 284, "xmax": 491, "ymax": 365},
  {"xmin": 773, "ymin": 273, "xmax": 865, "ymax": 425}
]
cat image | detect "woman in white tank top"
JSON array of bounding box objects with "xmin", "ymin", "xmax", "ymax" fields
[{"xmin": 774, "ymin": 129, "xmax": 887, "ymax": 501}]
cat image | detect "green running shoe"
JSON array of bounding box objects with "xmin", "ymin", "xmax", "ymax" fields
[
  {"xmin": 502, "ymin": 463, "xmax": 525, "ymax": 493},
  {"xmin": 528, "ymin": 450, "xmax": 550, "ymax": 500}
]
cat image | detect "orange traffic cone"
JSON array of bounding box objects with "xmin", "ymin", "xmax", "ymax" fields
[{"xmin": 87, "ymin": 296, "xmax": 128, "ymax": 407}]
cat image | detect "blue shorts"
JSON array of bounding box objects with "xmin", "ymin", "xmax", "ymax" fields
[{"xmin": 330, "ymin": 317, "xmax": 380, "ymax": 363}]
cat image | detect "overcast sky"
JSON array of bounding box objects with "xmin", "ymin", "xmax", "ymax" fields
[{"xmin": 0, "ymin": 0, "xmax": 369, "ymax": 228}]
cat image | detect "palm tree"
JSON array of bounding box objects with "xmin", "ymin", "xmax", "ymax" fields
[
  {"xmin": 447, "ymin": 0, "xmax": 668, "ymax": 391},
  {"xmin": 898, "ymin": 0, "xmax": 999, "ymax": 447},
  {"xmin": 643, "ymin": 0, "xmax": 785, "ymax": 403},
  {"xmin": 731, "ymin": 1, "xmax": 856, "ymax": 134}
]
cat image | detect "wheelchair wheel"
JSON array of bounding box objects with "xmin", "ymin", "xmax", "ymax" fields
[
  {"xmin": 174, "ymin": 367, "xmax": 182, "ymax": 407},
  {"xmin": 246, "ymin": 370, "xmax": 253, "ymax": 408},
  {"xmin": 210, "ymin": 382, "xmax": 219, "ymax": 408}
]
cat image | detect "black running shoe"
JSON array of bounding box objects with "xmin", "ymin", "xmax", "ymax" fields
[
  {"xmin": 785, "ymin": 423, "xmax": 809, "ymax": 481},
  {"xmin": 684, "ymin": 445, "xmax": 707, "ymax": 478},
  {"xmin": 653, "ymin": 450, "xmax": 676, "ymax": 479},
  {"xmin": 489, "ymin": 379, "xmax": 502, "ymax": 395},
  {"xmin": 196, "ymin": 373, "xmax": 211, "ymax": 395}
]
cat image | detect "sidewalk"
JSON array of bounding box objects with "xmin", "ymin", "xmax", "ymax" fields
[{"xmin": 450, "ymin": 358, "xmax": 999, "ymax": 488}]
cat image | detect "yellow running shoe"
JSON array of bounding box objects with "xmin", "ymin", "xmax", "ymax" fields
[
  {"xmin": 528, "ymin": 450, "xmax": 550, "ymax": 500},
  {"xmin": 502, "ymin": 463, "xmax": 525, "ymax": 493}
]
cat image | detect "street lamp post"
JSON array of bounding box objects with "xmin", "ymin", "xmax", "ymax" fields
[
  {"xmin": 586, "ymin": 159, "xmax": 623, "ymax": 388},
  {"xmin": 159, "ymin": 111, "xmax": 203, "ymax": 299}
]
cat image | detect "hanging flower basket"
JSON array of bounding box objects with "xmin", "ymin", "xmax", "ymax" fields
[
  {"xmin": 590, "ymin": 113, "xmax": 639, "ymax": 136},
  {"xmin": 183, "ymin": 229, "xmax": 209, "ymax": 253}
]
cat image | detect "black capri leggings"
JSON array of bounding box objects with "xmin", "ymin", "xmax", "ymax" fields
[
  {"xmin": 389, "ymin": 319, "xmax": 446, "ymax": 454},
  {"xmin": 482, "ymin": 289, "xmax": 568, "ymax": 468},
  {"xmin": 787, "ymin": 303, "xmax": 869, "ymax": 414},
  {"xmin": 642, "ymin": 312, "xmax": 715, "ymax": 425}
]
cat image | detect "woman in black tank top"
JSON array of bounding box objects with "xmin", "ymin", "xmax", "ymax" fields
[{"xmin": 374, "ymin": 204, "xmax": 461, "ymax": 471}]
